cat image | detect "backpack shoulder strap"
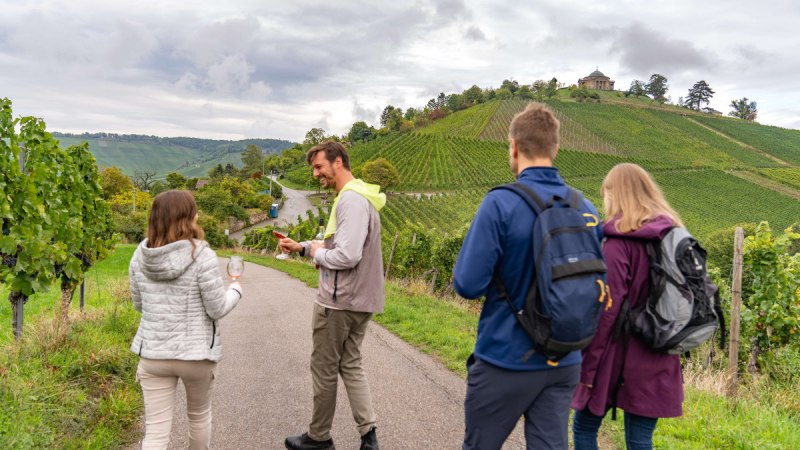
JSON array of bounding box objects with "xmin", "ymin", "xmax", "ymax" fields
[
  {"xmin": 565, "ymin": 186, "xmax": 583, "ymax": 210},
  {"xmin": 490, "ymin": 182, "xmax": 546, "ymax": 215}
]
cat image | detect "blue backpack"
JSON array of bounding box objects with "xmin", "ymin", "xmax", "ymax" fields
[{"xmin": 491, "ymin": 183, "xmax": 608, "ymax": 364}]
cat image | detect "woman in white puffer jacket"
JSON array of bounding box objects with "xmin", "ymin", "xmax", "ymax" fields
[{"xmin": 129, "ymin": 190, "xmax": 242, "ymax": 450}]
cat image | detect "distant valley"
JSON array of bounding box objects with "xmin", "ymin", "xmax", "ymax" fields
[{"xmin": 53, "ymin": 132, "xmax": 295, "ymax": 179}]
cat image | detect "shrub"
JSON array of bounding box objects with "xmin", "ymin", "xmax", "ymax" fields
[
  {"xmin": 112, "ymin": 211, "xmax": 148, "ymax": 243},
  {"xmin": 704, "ymin": 223, "xmax": 758, "ymax": 274}
]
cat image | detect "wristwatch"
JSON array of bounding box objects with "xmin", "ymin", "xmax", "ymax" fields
[{"xmin": 300, "ymin": 245, "xmax": 306, "ymax": 257}]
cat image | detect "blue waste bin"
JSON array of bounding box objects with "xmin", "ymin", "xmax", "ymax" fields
[{"xmin": 269, "ymin": 203, "xmax": 278, "ymax": 218}]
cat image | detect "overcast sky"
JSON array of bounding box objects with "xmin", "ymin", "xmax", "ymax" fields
[{"xmin": 1, "ymin": 0, "xmax": 798, "ymax": 142}]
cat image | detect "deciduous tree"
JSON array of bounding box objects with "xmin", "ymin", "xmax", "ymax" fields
[
  {"xmin": 361, "ymin": 157, "xmax": 400, "ymax": 191},
  {"xmin": 646, "ymin": 74, "xmax": 669, "ymax": 103},
  {"xmin": 545, "ymin": 78, "xmax": 559, "ymax": 98},
  {"xmin": 304, "ymin": 128, "xmax": 327, "ymax": 146},
  {"xmin": 165, "ymin": 171, "xmax": 188, "ymax": 189},
  {"xmin": 379, "ymin": 106, "xmax": 404, "ymax": 130},
  {"xmin": 347, "ymin": 120, "xmax": 375, "ymax": 144},
  {"xmin": 99, "ymin": 166, "xmax": 134, "ymax": 199},
  {"xmin": 133, "ymin": 169, "xmax": 157, "ymax": 191},
  {"xmin": 500, "ymin": 79, "xmax": 519, "ymax": 94},
  {"xmin": 462, "ymin": 85, "xmax": 484, "ymax": 104},
  {"xmin": 729, "ymin": 97, "xmax": 758, "ymax": 121},
  {"xmin": 241, "ymin": 144, "xmax": 264, "ymax": 175},
  {"xmin": 625, "ymin": 80, "xmax": 647, "ymax": 98}
]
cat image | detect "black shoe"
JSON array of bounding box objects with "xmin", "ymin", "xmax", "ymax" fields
[
  {"xmin": 360, "ymin": 427, "xmax": 379, "ymax": 450},
  {"xmin": 285, "ymin": 432, "xmax": 335, "ymax": 450}
]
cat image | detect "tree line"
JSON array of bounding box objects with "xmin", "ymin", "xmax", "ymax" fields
[{"xmin": 625, "ymin": 75, "xmax": 758, "ymax": 120}]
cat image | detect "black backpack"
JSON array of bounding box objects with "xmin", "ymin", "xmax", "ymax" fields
[
  {"xmin": 491, "ymin": 182, "xmax": 608, "ymax": 365},
  {"xmin": 610, "ymin": 227, "xmax": 726, "ymax": 420},
  {"xmin": 617, "ymin": 227, "xmax": 726, "ymax": 354}
]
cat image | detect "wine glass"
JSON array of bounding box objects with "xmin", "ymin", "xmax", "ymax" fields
[
  {"xmin": 227, "ymin": 255, "xmax": 244, "ymax": 280},
  {"xmin": 273, "ymin": 229, "xmax": 290, "ymax": 260}
]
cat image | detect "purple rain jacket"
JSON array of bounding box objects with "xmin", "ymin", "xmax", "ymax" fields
[{"xmin": 571, "ymin": 215, "xmax": 684, "ymax": 418}]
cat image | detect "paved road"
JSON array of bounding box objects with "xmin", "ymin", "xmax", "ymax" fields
[
  {"xmin": 148, "ymin": 259, "xmax": 526, "ymax": 450},
  {"xmin": 230, "ymin": 179, "xmax": 317, "ymax": 243}
]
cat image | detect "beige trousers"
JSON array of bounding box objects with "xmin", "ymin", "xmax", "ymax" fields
[
  {"xmin": 309, "ymin": 303, "xmax": 377, "ymax": 441},
  {"xmin": 136, "ymin": 358, "xmax": 217, "ymax": 450}
]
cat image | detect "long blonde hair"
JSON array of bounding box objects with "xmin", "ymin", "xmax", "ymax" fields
[
  {"xmin": 147, "ymin": 190, "xmax": 205, "ymax": 256},
  {"xmin": 601, "ymin": 163, "xmax": 683, "ymax": 233}
]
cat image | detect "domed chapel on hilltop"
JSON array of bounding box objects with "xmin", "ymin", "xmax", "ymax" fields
[{"xmin": 578, "ymin": 68, "xmax": 615, "ymax": 90}]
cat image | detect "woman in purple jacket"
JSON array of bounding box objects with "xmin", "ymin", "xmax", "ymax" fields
[{"xmin": 571, "ymin": 163, "xmax": 684, "ymax": 450}]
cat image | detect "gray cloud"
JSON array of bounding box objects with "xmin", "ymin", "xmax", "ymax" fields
[
  {"xmin": 352, "ymin": 98, "xmax": 381, "ymax": 124},
  {"xmin": 464, "ymin": 26, "xmax": 486, "ymax": 41},
  {"xmin": 610, "ymin": 22, "xmax": 714, "ymax": 77},
  {"xmin": 0, "ymin": 0, "xmax": 797, "ymax": 140}
]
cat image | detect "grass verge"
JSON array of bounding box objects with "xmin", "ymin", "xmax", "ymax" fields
[{"xmin": 0, "ymin": 245, "xmax": 140, "ymax": 449}]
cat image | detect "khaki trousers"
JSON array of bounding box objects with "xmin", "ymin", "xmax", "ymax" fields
[
  {"xmin": 309, "ymin": 303, "xmax": 377, "ymax": 441},
  {"xmin": 137, "ymin": 358, "xmax": 217, "ymax": 450}
]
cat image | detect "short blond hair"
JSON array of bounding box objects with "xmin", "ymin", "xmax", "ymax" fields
[
  {"xmin": 601, "ymin": 163, "xmax": 683, "ymax": 233},
  {"xmin": 508, "ymin": 103, "xmax": 560, "ymax": 159}
]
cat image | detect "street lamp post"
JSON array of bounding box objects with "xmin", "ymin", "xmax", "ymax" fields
[{"xmin": 262, "ymin": 152, "xmax": 273, "ymax": 197}]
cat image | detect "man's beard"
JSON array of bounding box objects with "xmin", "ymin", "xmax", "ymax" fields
[
  {"xmin": 508, "ymin": 155, "xmax": 518, "ymax": 175},
  {"xmin": 320, "ymin": 167, "xmax": 336, "ymax": 190}
]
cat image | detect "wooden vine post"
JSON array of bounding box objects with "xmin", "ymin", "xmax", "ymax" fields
[
  {"xmin": 384, "ymin": 233, "xmax": 399, "ymax": 279},
  {"xmin": 727, "ymin": 227, "xmax": 744, "ymax": 398}
]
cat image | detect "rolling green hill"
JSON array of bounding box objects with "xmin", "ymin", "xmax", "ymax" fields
[
  {"xmin": 319, "ymin": 94, "xmax": 800, "ymax": 242},
  {"xmin": 53, "ymin": 133, "xmax": 295, "ymax": 178},
  {"xmin": 286, "ymin": 132, "xmax": 677, "ymax": 191}
]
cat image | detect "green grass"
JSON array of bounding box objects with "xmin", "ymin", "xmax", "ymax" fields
[
  {"xmin": 480, "ymin": 99, "xmax": 622, "ymax": 155},
  {"xmin": 310, "ymin": 132, "xmax": 674, "ymax": 192},
  {"xmin": 418, "ymin": 101, "xmax": 500, "ymax": 139},
  {"xmin": 570, "ymin": 169, "xmax": 800, "ymax": 240},
  {"xmin": 548, "ymin": 101, "xmax": 746, "ymax": 168},
  {"xmin": 0, "ymin": 244, "xmax": 141, "ymax": 448},
  {"xmin": 692, "ymin": 116, "xmax": 800, "ymax": 166},
  {"xmin": 585, "ymin": 388, "xmax": 800, "ymax": 449},
  {"xmin": 758, "ymin": 168, "xmax": 800, "ymax": 190},
  {"xmin": 380, "ymin": 164, "xmax": 797, "ymax": 247}
]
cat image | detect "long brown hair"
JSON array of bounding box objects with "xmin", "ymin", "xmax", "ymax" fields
[
  {"xmin": 147, "ymin": 190, "xmax": 205, "ymax": 256},
  {"xmin": 601, "ymin": 163, "xmax": 683, "ymax": 233}
]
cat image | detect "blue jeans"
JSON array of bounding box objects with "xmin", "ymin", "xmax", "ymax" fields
[{"xmin": 573, "ymin": 408, "xmax": 658, "ymax": 450}]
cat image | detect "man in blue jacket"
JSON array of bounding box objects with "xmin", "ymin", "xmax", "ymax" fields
[{"xmin": 453, "ymin": 103, "xmax": 603, "ymax": 450}]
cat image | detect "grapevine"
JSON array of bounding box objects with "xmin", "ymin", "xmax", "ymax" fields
[{"xmin": 0, "ymin": 98, "xmax": 118, "ymax": 335}]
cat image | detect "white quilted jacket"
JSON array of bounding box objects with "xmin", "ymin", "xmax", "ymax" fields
[{"xmin": 129, "ymin": 239, "xmax": 241, "ymax": 362}]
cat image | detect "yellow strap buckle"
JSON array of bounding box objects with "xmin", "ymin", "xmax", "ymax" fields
[
  {"xmin": 583, "ymin": 213, "xmax": 599, "ymax": 227},
  {"xmin": 547, "ymin": 360, "xmax": 560, "ymax": 367},
  {"xmin": 596, "ymin": 279, "xmax": 606, "ymax": 303}
]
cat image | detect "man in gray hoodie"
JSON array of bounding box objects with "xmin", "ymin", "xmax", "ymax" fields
[{"xmin": 280, "ymin": 141, "xmax": 385, "ymax": 450}]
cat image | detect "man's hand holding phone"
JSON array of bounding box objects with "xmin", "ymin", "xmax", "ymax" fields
[{"xmin": 278, "ymin": 236, "xmax": 302, "ymax": 254}]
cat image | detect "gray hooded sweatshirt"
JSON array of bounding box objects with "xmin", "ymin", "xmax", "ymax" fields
[{"xmin": 129, "ymin": 239, "xmax": 241, "ymax": 362}]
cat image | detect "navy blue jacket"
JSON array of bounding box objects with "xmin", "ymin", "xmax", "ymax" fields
[{"xmin": 453, "ymin": 167, "xmax": 603, "ymax": 371}]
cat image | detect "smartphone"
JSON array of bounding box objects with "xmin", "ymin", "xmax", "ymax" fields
[{"xmin": 273, "ymin": 230, "xmax": 286, "ymax": 239}]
